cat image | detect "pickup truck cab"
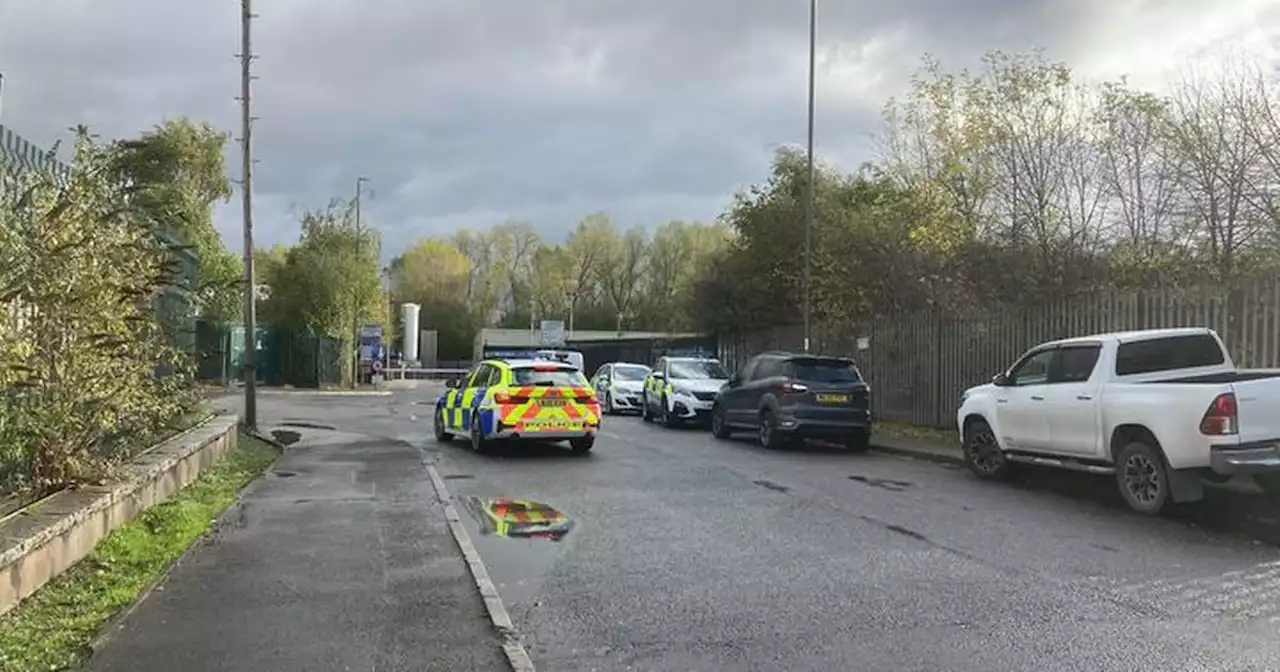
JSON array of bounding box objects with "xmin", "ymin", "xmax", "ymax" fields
[{"xmin": 957, "ymin": 327, "xmax": 1280, "ymax": 514}]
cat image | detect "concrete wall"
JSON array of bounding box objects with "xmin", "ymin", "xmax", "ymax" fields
[{"xmin": 0, "ymin": 415, "xmax": 239, "ymax": 616}]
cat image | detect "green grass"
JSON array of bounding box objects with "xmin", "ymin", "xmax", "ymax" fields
[
  {"xmin": 875, "ymin": 419, "xmax": 957, "ymax": 445},
  {"xmin": 0, "ymin": 431, "xmax": 280, "ymax": 672}
]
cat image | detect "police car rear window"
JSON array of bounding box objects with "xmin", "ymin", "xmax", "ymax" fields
[{"xmin": 512, "ymin": 367, "xmax": 588, "ymax": 387}]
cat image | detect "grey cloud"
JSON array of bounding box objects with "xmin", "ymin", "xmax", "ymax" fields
[{"xmin": 0, "ymin": 0, "xmax": 1241, "ymax": 260}]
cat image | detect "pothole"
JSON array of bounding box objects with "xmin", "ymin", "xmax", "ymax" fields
[
  {"xmin": 753, "ymin": 479, "xmax": 791, "ymax": 493},
  {"xmin": 270, "ymin": 429, "xmax": 302, "ymax": 446}
]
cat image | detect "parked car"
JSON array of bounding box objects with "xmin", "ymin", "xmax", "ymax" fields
[
  {"xmin": 710, "ymin": 351, "xmax": 872, "ymax": 451},
  {"xmin": 591, "ymin": 362, "xmax": 651, "ymax": 414},
  {"xmin": 956, "ymin": 327, "xmax": 1280, "ymax": 515},
  {"xmin": 642, "ymin": 356, "xmax": 730, "ymax": 427}
]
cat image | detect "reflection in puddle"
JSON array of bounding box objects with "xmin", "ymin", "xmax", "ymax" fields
[{"xmin": 462, "ymin": 497, "xmax": 574, "ymax": 541}]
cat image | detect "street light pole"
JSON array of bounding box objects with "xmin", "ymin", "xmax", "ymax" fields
[
  {"xmin": 802, "ymin": 0, "xmax": 816, "ymax": 354},
  {"xmin": 351, "ymin": 176, "xmax": 369, "ymax": 387}
]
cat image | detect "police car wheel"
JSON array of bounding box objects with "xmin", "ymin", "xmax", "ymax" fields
[
  {"xmin": 470, "ymin": 420, "xmax": 490, "ymax": 454},
  {"xmin": 569, "ymin": 436, "xmax": 594, "ymax": 453},
  {"xmin": 434, "ymin": 409, "xmax": 453, "ymax": 442},
  {"xmin": 661, "ymin": 396, "xmax": 680, "ymax": 429},
  {"xmin": 641, "ymin": 394, "xmax": 653, "ymax": 422}
]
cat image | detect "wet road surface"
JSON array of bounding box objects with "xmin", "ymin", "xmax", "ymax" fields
[{"xmin": 168, "ymin": 389, "xmax": 1280, "ymax": 670}]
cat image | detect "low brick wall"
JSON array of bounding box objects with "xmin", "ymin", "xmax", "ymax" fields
[{"xmin": 0, "ymin": 414, "xmax": 239, "ymax": 616}]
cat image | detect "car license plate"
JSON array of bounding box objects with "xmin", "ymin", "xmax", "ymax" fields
[
  {"xmin": 539, "ymin": 399, "xmax": 566, "ymax": 407},
  {"xmin": 816, "ymin": 393, "xmax": 849, "ymax": 404}
]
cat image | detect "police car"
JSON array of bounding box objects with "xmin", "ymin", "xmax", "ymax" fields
[
  {"xmin": 433, "ymin": 355, "xmax": 601, "ymax": 454},
  {"xmin": 642, "ymin": 356, "xmax": 731, "ymax": 428}
]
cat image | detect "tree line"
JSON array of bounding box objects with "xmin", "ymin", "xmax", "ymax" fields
[
  {"xmin": 388, "ymin": 49, "xmax": 1280, "ymax": 350},
  {"xmin": 695, "ymin": 50, "xmax": 1280, "ymax": 332}
]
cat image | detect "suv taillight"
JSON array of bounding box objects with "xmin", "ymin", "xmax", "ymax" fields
[
  {"xmin": 781, "ymin": 380, "xmax": 809, "ymax": 393},
  {"xmin": 1200, "ymin": 392, "xmax": 1238, "ymax": 435}
]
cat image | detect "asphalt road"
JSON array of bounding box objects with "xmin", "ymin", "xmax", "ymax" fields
[{"xmin": 97, "ymin": 388, "xmax": 1280, "ymax": 671}]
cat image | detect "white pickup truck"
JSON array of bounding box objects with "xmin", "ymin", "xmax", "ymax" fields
[{"xmin": 956, "ymin": 327, "xmax": 1280, "ymax": 514}]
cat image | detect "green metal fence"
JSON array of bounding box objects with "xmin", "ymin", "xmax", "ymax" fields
[{"xmin": 197, "ymin": 321, "xmax": 345, "ymax": 388}]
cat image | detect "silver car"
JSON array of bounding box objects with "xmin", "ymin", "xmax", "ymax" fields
[{"xmin": 591, "ymin": 362, "xmax": 652, "ymax": 415}]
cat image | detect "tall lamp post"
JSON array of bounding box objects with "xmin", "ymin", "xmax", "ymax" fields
[
  {"xmin": 351, "ymin": 176, "xmax": 369, "ymax": 387},
  {"xmin": 802, "ymin": 0, "xmax": 816, "ymax": 354}
]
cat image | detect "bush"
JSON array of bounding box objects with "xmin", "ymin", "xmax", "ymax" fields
[{"xmin": 0, "ymin": 129, "xmax": 195, "ymax": 492}]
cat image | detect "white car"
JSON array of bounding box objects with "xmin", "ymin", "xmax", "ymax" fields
[
  {"xmin": 591, "ymin": 362, "xmax": 651, "ymax": 415},
  {"xmin": 642, "ymin": 356, "xmax": 730, "ymax": 427},
  {"xmin": 957, "ymin": 327, "xmax": 1280, "ymax": 514}
]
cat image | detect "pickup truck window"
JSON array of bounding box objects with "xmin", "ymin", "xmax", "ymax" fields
[
  {"xmin": 1115, "ymin": 334, "xmax": 1225, "ymax": 376},
  {"xmin": 1049, "ymin": 345, "xmax": 1101, "ymax": 383},
  {"xmin": 1010, "ymin": 349, "xmax": 1054, "ymax": 386}
]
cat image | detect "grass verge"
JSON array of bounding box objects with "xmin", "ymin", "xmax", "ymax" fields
[
  {"xmin": 0, "ymin": 430, "xmax": 280, "ymax": 672},
  {"xmin": 875, "ymin": 419, "xmax": 956, "ymax": 445}
]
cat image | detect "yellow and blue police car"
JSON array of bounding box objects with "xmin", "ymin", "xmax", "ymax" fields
[{"xmin": 433, "ymin": 357, "xmax": 601, "ymax": 454}]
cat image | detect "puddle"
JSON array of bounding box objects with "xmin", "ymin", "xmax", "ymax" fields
[
  {"xmin": 848, "ymin": 475, "xmax": 914, "ymax": 492},
  {"xmin": 443, "ymin": 474, "xmax": 475, "ymax": 480},
  {"xmin": 461, "ymin": 497, "xmax": 574, "ymax": 541},
  {"xmin": 270, "ymin": 429, "xmax": 302, "ymax": 446},
  {"xmin": 279, "ymin": 420, "xmax": 338, "ymax": 430}
]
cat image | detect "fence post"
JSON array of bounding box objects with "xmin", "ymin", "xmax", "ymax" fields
[{"xmin": 932, "ymin": 311, "xmax": 945, "ymax": 428}]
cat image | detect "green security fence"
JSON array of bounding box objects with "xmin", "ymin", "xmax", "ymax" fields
[{"xmin": 196, "ymin": 321, "xmax": 345, "ymax": 388}]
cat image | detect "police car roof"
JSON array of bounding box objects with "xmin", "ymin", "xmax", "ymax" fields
[{"xmin": 494, "ymin": 358, "xmax": 579, "ymax": 369}]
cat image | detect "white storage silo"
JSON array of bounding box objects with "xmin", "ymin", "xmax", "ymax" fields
[{"xmin": 400, "ymin": 303, "xmax": 421, "ymax": 364}]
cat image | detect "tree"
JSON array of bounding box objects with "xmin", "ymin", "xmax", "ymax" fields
[
  {"xmin": 108, "ymin": 118, "xmax": 242, "ymax": 322},
  {"xmin": 265, "ymin": 199, "xmax": 382, "ymax": 380},
  {"xmin": 564, "ymin": 213, "xmax": 616, "ymax": 332},
  {"xmin": 389, "ymin": 238, "xmax": 477, "ymax": 360},
  {"xmin": 599, "ymin": 226, "xmax": 649, "ymax": 331},
  {"xmin": 1, "ymin": 128, "xmax": 192, "ymax": 490}
]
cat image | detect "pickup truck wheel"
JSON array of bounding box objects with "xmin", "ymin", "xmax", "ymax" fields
[
  {"xmin": 963, "ymin": 420, "xmax": 1010, "ymax": 480},
  {"xmin": 1116, "ymin": 441, "xmax": 1170, "ymax": 515}
]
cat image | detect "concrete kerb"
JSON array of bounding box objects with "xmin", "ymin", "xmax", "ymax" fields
[
  {"xmin": 0, "ymin": 414, "xmax": 240, "ymax": 617},
  {"xmin": 424, "ymin": 462, "xmax": 536, "ymax": 672},
  {"xmin": 870, "ymin": 434, "xmax": 966, "ymax": 468}
]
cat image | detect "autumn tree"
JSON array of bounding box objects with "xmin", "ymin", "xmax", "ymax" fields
[{"xmin": 108, "ymin": 118, "xmax": 242, "ymax": 322}]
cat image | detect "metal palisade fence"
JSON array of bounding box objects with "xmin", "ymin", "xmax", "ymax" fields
[{"xmin": 718, "ymin": 276, "xmax": 1280, "ymax": 429}]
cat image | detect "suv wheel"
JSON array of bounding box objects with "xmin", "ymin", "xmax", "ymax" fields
[
  {"xmin": 710, "ymin": 405, "xmax": 731, "ymax": 439},
  {"xmin": 758, "ymin": 409, "xmax": 785, "ymax": 449},
  {"xmin": 845, "ymin": 429, "xmax": 870, "ymax": 453}
]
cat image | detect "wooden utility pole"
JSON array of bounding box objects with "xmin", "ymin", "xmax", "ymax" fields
[{"xmin": 239, "ymin": 0, "xmax": 258, "ymax": 427}]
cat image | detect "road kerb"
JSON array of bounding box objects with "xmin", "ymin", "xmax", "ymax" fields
[
  {"xmin": 425, "ymin": 463, "xmax": 536, "ymax": 672},
  {"xmin": 870, "ymin": 435, "xmax": 966, "ymax": 468}
]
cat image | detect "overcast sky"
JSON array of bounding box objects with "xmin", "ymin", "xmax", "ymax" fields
[{"xmin": 1, "ymin": 1, "xmax": 1276, "ymax": 260}]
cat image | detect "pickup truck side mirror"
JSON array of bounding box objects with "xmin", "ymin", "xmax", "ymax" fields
[{"xmin": 992, "ymin": 372, "xmax": 1011, "ymax": 387}]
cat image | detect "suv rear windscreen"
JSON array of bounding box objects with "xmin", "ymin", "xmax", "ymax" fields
[
  {"xmin": 786, "ymin": 358, "xmax": 863, "ymax": 383},
  {"xmin": 1114, "ymin": 334, "xmax": 1225, "ymax": 375},
  {"xmin": 512, "ymin": 367, "xmax": 588, "ymax": 387}
]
